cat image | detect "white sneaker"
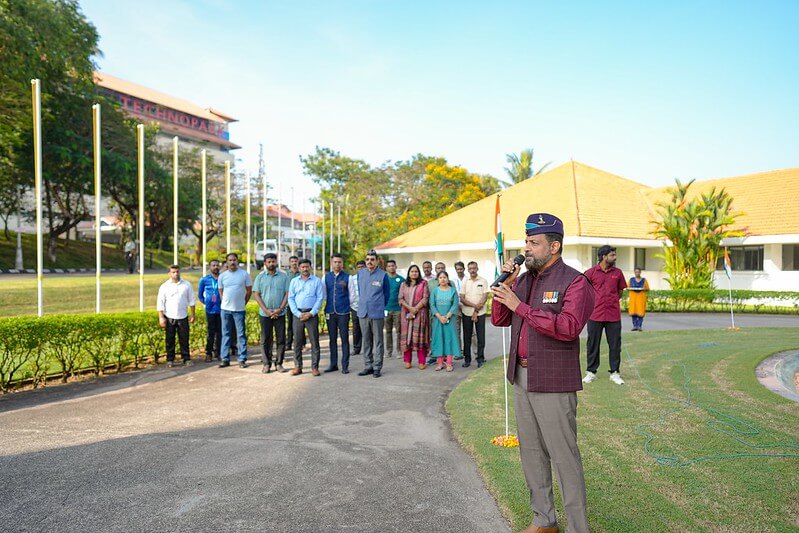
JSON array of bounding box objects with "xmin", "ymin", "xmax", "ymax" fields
[
  {"xmin": 609, "ymin": 372, "xmax": 625, "ymax": 385},
  {"xmin": 582, "ymin": 371, "xmax": 597, "ymax": 383}
]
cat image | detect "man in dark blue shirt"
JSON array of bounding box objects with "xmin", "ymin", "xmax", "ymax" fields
[{"xmin": 322, "ymin": 253, "xmax": 351, "ymax": 374}]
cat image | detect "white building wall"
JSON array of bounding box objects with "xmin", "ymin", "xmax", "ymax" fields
[{"xmin": 381, "ymin": 241, "xmax": 798, "ymax": 292}]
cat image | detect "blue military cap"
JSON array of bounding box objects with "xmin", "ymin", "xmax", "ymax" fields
[{"xmin": 525, "ymin": 213, "xmax": 564, "ymax": 236}]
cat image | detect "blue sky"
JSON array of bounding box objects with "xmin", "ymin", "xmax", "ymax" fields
[{"xmin": 79, "ymin": 0, "xmax": 799, "ymax": 209}]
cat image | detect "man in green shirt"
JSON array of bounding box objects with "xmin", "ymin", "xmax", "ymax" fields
[
  {"xmin": 384, "ymin": 259, "xmax": 405, "ymax": 358},
  {"xmin": 253, "ymin": 253, "xmax": 290, "ymax": 373}
]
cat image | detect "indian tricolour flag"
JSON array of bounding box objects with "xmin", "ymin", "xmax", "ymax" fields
[
  {"xmin": 723, "ymin": 247, "xmax": 732, "ymax": 279},
  {"xmin": 494, "ymin": 195, "xmax": 505, "ymax": 276}
]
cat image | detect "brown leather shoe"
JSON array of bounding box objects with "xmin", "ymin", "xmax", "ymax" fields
[
  {"xmin": 311, "ymin": 368, "xmax": 321, "ymax": 376},
  {"xmin": 419, "ymin": 364, "xmax": 426, "ymax": 370},
  {"xmin": 290, "ymin": 367, "xmax": 302, "ymax": 376},
  {"xmin": 522, "ymin": 525, "xmax": 558, "ymax": 533},
  {"xmin": 404, "ymin": 362, "xmax": 412, "ymax": 369}
]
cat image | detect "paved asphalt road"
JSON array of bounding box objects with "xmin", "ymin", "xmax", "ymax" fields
[{"xmin": 1, "ymin": 313, "xmax": 796, "ymax": 532}]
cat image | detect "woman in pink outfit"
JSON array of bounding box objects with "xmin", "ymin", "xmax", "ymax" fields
[{"xmin": 399, "ymin": 264, "xmax": 430, "ymax": 369}]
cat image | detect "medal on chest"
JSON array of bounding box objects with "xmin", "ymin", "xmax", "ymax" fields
[{"xmin": 542, "ymin": 291, "xmax": 559, "ymax": 304}]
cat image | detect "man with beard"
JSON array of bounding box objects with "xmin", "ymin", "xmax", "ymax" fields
[
  {"xmin": 198, "ymin": 259, "xmax": 236, "ymax": 362},
  {"xmin": 252, "ymin": 253, "xmax": 290, "ymax": 373},
  {"xmin": 491, "ymin": 213, "xmax": 594, "ymax": 533},
  {"xmin": 288, "ymin": 258, "xmax": 324, "ymax": 376},
  {"xmin": 582, "ymin": 245, "xmax": 627, "ymax": 386}
]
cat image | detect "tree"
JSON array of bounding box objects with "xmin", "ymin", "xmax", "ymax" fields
[
  {"xmin": 301, "ymin": 147, "xmax": 499, "ymax": 262},
  {"xmin": 503, "ymin": 148, "xmax": 550, "ymax": 185},
  {"xmin": 652, "ymin": 179, "xmax": 743, "ymax": 289},
  {"xmin": 1, "ymin": 0, "xmax": 102, "ymax": 260}
]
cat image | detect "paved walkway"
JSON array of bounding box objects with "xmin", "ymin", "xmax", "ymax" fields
[
  {"xmin": 0, "ymin": 337, "xmax": 510, "ymax": 532},
  {"xmin": 1, "ymin": 313, "xmax": 796, "ymax": 532}
]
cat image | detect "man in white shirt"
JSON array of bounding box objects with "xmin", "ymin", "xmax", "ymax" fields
[
  {"xmin": 157, "ymin": 264, "xmax": 196, "ymax": 368},
  {"xmin": 349, "ymin": 260, "xmax": 366, "ymax": 355},
  {"xmin": 218, "ymin": 253, "xmax": 253, "ymax": 368},
  {"xmin": 459, "ymin": 261, "xmax": 489, "ymax": 368},
  {"xmin": 452, "ymin": 261, "xmax": 466, "ymax": 360}
]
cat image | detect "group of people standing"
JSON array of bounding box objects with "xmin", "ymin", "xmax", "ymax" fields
[
  {"xmin": 156, "ymin": 249, "xmax": 492, "ymax": 378},
  {"xmin": 154, "ymin": 211, "xmax": 650, "ymax": 532}
]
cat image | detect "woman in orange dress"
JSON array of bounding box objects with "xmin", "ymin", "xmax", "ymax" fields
[{"xmin": 628, "ymin": 267, "xmax": 650, "ymax": 331}]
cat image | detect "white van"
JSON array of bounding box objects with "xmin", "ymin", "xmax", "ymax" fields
[{"xmin": 254, "ymin": 239, "xmax": 292, "ymax": 270}]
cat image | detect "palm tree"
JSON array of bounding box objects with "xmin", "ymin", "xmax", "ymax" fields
[
  {"xmin": 651, "ymin": 179, "xmax": 743, "ymax": 289},
  {"xmin": 503, "ymin": 148, "xmax": 551, "ymax": 185}
]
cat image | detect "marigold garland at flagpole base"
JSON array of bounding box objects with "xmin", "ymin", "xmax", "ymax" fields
[{"xmin": 491, "ymin": 434, "xmax": 519, "ymax": 448}]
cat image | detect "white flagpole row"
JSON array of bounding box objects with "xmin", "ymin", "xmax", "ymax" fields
[
  {"xmin": 92, "ymin": 103, "xmax": 101, "ymax": 314},
  {"xmin": 31, "ymin": 79, "xmax": 44, "ymax": 317},
  {"xmin": 137, "ymin": 124, "xmax": 145, "ymax": 312}
]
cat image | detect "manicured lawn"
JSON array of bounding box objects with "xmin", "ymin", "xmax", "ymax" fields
[
  {"xmin": 446, "ymin": 328, "xmax": 799, "ymax": 532},
  {"xmin": 0, "ymin": 231, "xmax": 191, "ymax": 271},
  {"xmin": 0, "ymin": 272, "xmax": 202, "ymax": 316}
]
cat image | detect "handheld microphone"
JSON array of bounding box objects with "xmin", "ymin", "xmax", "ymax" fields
[{"xmin": 491, "ymin": 254, "xmax": 525, "ymax": 287}]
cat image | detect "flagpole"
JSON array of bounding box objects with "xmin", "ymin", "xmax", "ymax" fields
[
  {"xmin": 172, "ymin": 136, "xmax": 179, "ymax": 265},
  {"xmin": 337, "ymin": 204, "xmax": 341, "ymax": 253},
  {"xmin": 31, "ymin": 79, "xmax": 44, "ymax": 317},
  {"xmin": 201, "ymin": 149, "xmax": 207, "ymax": 277},
  {"xmin": 277, "ymin": 185, "xmax": 282, "ymax": 265},
  {"xmin": 224, "ymin": 160, "xmax": 231, "ymax": 253},
  {"xmin": 502, "ymin": 327, "xmax": 509, "ymax": 437},
  {"xmin": 246, "ymin": 170, "xmax": 251, "ymax": 275},
  {"xmin": 727, "ymin": 276, "xmax": 735, "ymax": 329},
  {"xmin": 321, "ymin": 201, "xmax": 325, "ymax": 274},
  {"xmin": 137, "ymin": 124, "xmax": 145, "ymax": 312},
  {"xmin": 92, "ymin": 103, "xmax": 101, "ymax": 313}
]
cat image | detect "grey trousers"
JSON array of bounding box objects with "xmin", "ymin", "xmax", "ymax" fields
[
  {"xmin": 292, "ymin": 314, "xmax": 321, "ymax": 370},
  {"xmin": 513, "ymin": 366, "xmax": 589, "ymax": 533},
  {"xmin": 359, "ymin": 317, "xmax": 384, "ymax": 372},
  {"xmin": 384, "ymin": 311, "xmax": 402, "ymax": 357}
]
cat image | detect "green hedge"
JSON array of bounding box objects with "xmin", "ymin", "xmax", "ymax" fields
[
  {"xmin": 620, "ymin": 289, "xmax": 799, "ymax": 314},
  {"xmin": 0, "ymin": 303, "xmax": 327, "ymax": 392},
  {"xmin": 485, "ymin": 289, "xmax": 799, "ymax": 315}
]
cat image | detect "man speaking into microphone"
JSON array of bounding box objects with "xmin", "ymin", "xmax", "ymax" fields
[{"xmin": 491, "ymin": 212, "xmax": 595, "ymax": 533}]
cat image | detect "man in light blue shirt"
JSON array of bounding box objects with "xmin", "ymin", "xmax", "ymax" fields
[
  {"xmin": 252, "ymin": 253, "xmax": 289, "ymax": 373},
  {"xmin": 218, "ymin": 253, "xmax": 252, "ymax": 368},
  {"xmin": 288, "ymin": 258, "xmax": 324, "ymax": 376}
]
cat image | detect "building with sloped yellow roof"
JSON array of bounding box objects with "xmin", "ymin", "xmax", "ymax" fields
[{"xmin": 376, "ymin": 161, "xmax": 799, "ymax": 291}]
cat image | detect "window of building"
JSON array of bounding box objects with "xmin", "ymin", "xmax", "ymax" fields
[
  {"xmin": 634, "ymin": 248, "xmax": 646, "ymax": 270},
  {"xmin": 716, "ymin": 246, "xmax": 764, "ymax": 271},
  {"xmin": 782, "ymin": 244, "xmax": 799, "ymax": 271}
]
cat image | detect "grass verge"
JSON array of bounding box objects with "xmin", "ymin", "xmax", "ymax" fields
[
  {"xmin": 0, "ymin": 272, "xmax": 202, "ymax": 316},
  {"xmin": 446, "ymin": 328, "xmax": 799, "ymax": 532},
  {"xmin": 0, "ymin": 231, "xmax": 190, "ymax": 271}
]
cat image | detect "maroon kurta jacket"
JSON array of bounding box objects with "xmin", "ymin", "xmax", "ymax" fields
[{"xmin": 492, "ymin": 257, "xmax": 595, "ymax": 392}]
